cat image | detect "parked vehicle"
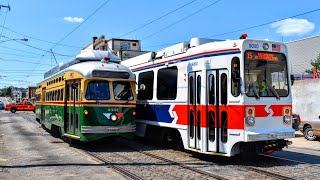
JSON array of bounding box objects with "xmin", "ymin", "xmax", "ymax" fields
[
  {"xmin": 292, "ymin": 114, "xmax": 301, "ymax": 131},
  {"xmin": 0, "ymin": 100, "xmax": 4, "ymax": 110},
  {"xmin": 299, "ymin": 116, "xmax": 320, "ymax": 141},
  {"xmin": 5, "ymin": 100, "xmax": 35, "ymax": 113}
]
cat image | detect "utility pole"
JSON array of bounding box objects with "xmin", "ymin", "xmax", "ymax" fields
[{"xmin": 0, "ymin": 4, "xmax": 11, "ymax": 11}]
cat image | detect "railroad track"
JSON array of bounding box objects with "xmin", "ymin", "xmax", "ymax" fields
[
  {"xmin": 126, "ymin": 139, "xmax": 294, "ymax": 180},
  {"xmin": 127, "ymin": 145, "xmax": 227, "ymax": 180},
  {"xmin": 81, "ymin": 141, "xmax": 226, "ymax": 180},
  {"xmin": 241, "ymin": 166, "xmax": 295, "ymax": 180},
  {"xmin": 16, "ymin": 113, "xmax": 310, "ymax": 179},
  {"xmin": 83, "ymin": 150, "xmax": 143, "ymax": 180}
]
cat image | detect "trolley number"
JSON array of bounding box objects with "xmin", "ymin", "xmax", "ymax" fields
[
  {"xmin": 106, "ymin": 128, "xmax": 120, "ymax": 132},
  {"xmin": 249, "ymin": 43, "xmax": 259, "ymax": 49}
]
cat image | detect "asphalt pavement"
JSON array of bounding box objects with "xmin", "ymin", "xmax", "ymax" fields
[
  {"xmin": 0, "ymin": 109, "xmax": 319, "ymax": 179},
  {"xmin": 290, "ymin": 131, "xmax": 320, "ymax": 151},
  {"xmin": 0, "ymin": 110, "xmax": 125, "ymax": 180}
]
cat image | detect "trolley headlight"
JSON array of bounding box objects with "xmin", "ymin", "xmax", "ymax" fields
[
  {"xmin": 282, "ymin": 107, "xmax": 291, "ymax": 125},
  {"xmin": 283, "ymin": 115, "xmax": 291, "ymax": 124},
  {"xmin": 110, "ymin": 114, "xmax": 118, "ymax": 121},
  {"xmin": 245, "ymin": 107, "xmax": 255, "ymax": 126},
  {"xmin": 246, "ymin": 116, "xmax": 255, "ymax": 126}
]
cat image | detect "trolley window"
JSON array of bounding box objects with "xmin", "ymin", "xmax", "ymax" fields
[
  {"xmin": 157, "ymin": 66, "xmax": 178, "ymax": 100},
  {"xmin": 197, "ymin": 75, "xmax": 201, "ymax": 104},
  {"xmin": 209, "ymin": 111, "xmax": 215, "ymax": 141},
  {"xmin": 113, "ymin": 81, "xmax": 134, "ymax": 101},
  {"xmin": 85, "ymin": 81, "xmax": 110, "ymax": 100},
  {"xmin": 208, "ymin": 74, "xmax": 215, "ymax": 105},
  {"xmin": 189, "ymin": 76, "xmax": 194, "ymax": 104},
  {"xmin": 221, "ymin": 73, "xmax": 228, "ymax": 105},
  {"xmin": 245, "ymin": 50, "xmax": 289, "ymax": 98},
  {"xmin": 138, "ymin": 71, "xmax": 154, "ymax": 100},
  {"xmin": 231, "ymin": 57, "xmax": 241, "ymax": 97}
]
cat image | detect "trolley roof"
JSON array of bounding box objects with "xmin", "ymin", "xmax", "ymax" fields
[{"xmin": 39, "ymin": 50, "xmax": 134, "ymax": 84}]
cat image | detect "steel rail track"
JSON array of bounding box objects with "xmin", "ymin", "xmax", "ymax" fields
[
  {"xmin": 19, "ymin": 113, "xmax": 141, "ymax": 179},
  {"xmin": 124, "ymin": 138, "xmax": 299, "ymax": 180},
  {"xmin": 18, "ymin": 114, "xmax": 299, "ymax": 179},
  {"xmin": 129, "ymin": 143, "xmax": 296, "ymax": 180},
  {"xmin": 129, "ymin": 146, "xmax": 227, "ymax": 180},
  {"xmin": 242, "ymin": 166, "xmax": 295, "ymax": 180},
  {"xmin": 83, "ymin": 150, "xmax": 143, "ymax": 180}
]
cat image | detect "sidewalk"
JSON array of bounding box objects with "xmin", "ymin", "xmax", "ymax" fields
[{"xmin": 288, "ymin": 131, "xmax": 320, "ymax": 151}]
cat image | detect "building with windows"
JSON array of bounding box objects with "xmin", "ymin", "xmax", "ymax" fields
[
  {"xmin": 286, "ymin": 35, "xmax": 320, "ymax": 80},
  {"xmin": 81, "ymin": 35, "xmax": 148, "ymax": 60},
  {"xmin": 26, "ymin": 86, "xmax": 37, "ymax": 103},
  {"xmin": 12, "ymin": 87, "xmax": 26, "ymax": 102}
]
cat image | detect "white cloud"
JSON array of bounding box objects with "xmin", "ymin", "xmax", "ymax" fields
[
  {"xmin": 63, "ymin": 16, "xmax": 84, "ymax": 23},
  {"xmin": 271, "ymin": 18, "xmax": 315, "ymax": 36}
]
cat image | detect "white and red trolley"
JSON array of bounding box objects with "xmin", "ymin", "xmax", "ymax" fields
[{"xmin": 121, "ymin": 35, "xmax": 294, "ymax": 156}]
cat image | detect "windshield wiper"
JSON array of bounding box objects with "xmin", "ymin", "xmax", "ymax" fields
[
  {"xmin": 116, "ymin": 88, "xmax": 131, "ymax": 100},
  {"xmin": 265, "ymin": 80, "xmax": 280, "ymax": 100}
]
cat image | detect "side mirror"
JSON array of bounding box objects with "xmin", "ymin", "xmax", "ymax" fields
[
  {"xmin": 290, "ymin": 74, "xmax": 295, "ymax": 86},
  {"xmin": 139, "ymin": 84, "xmax": 146, "ymax": 91}
]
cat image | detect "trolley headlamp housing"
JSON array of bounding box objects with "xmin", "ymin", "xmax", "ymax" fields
[
  {"xmin": 110, "ymin": 113, "xmax": 118, "ymax": 121},
  {"xmin": 245, "ymin": 107, "xmax": 255, "ymax": 126},
  {"xmin": 282, "ymin": 107, "xmax": 291, "ymax": 125}
]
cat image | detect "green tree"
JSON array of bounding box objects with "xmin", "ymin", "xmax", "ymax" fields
[
  {"xmin": 1, "ymin": 86, "xmax": 13, "ymax": 97},
  {"xmin": 305, "ymin": 53, "xmax": 320, "ymax": 74}
]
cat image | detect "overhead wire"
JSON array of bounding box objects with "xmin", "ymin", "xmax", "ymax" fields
[
  {"xmin": 141, "ymin": 0, "xmax": 223, "ymax": 41},
  {"xmin": 143, "ymin": 8, "xmax": 320, "ymax": 49},
  {"xmin": 206, "ymin": 8, "xmax": 320, "ymax": 38},
  {"xmin": 1, "ymin": 35, "xmax": 74, "ymax": 57},
  {"xmin": 0, "ymin": 57, "xmax": 52, "ymax": 66},
  {"xmin": 50, "ymin": 0, "xmax": 112, "ymax": 50},
  {"xmin": 117, "ymin": 0, "xmax": 200, "ymax": 38},
  {"xmin": 0, "ymin": 45, "xmax": 70, "ymax": 57},
  {"xmin": 0, "ymin": 0, "xmax": 10, "ymax": 41},
  {"xmin": 25, "ymin": 0, "xmax": 112, "ymax": 79},
  {"xmin": 0, "ymin": 25, "xmax": 83, "ymax": 48},
  {"xmin": 0, "ymin": 52, "xmax": 45, "ymax": 58}
]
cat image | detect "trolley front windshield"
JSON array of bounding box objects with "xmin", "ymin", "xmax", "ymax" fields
[
  {"xmin": 85, "ymin": 81, "xmax": 110, "ymax": 100},
  {"xmin": 244, "ymin": 50, "xmax": 289, "ymax": 98}
]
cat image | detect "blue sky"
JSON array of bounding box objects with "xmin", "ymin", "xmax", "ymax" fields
[{"xmin": 0, "ymin": 0, "xmax": 319, "ymax": 88}]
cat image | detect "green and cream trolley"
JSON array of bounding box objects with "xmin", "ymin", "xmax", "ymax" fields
[{"xmin": 35, "ymin": 50, "xmax": 136, "ymax": 142}]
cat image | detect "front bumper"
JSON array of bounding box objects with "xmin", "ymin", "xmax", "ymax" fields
[
  {"xmin": 81, "ymin": 125, "xmax": 135, "ymax": 134},
  {"xmin": 246, "ymin": 131, "xmax": 295, "ymax": 141}
]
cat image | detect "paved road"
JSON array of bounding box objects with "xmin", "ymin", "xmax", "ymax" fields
[
  {"xmin": 1, "ymin": 110, "xmax": 320, "ymax": 179},
  {"xmin": 273, "ymin": 131, "xmax": 320, "ymax": 165},
  {"xmin": 0, "ymin": 111, "xmax": 125, "ymax": 180}
]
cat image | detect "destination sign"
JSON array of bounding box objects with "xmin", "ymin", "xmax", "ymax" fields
[{"xmin": 245, "ymin": 51, "xmax": 282, "ymax": 61}]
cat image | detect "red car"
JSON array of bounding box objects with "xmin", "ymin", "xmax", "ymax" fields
[{"xmin": 5, "ymin": 100, "xmax": 35, "ymax": 113}]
